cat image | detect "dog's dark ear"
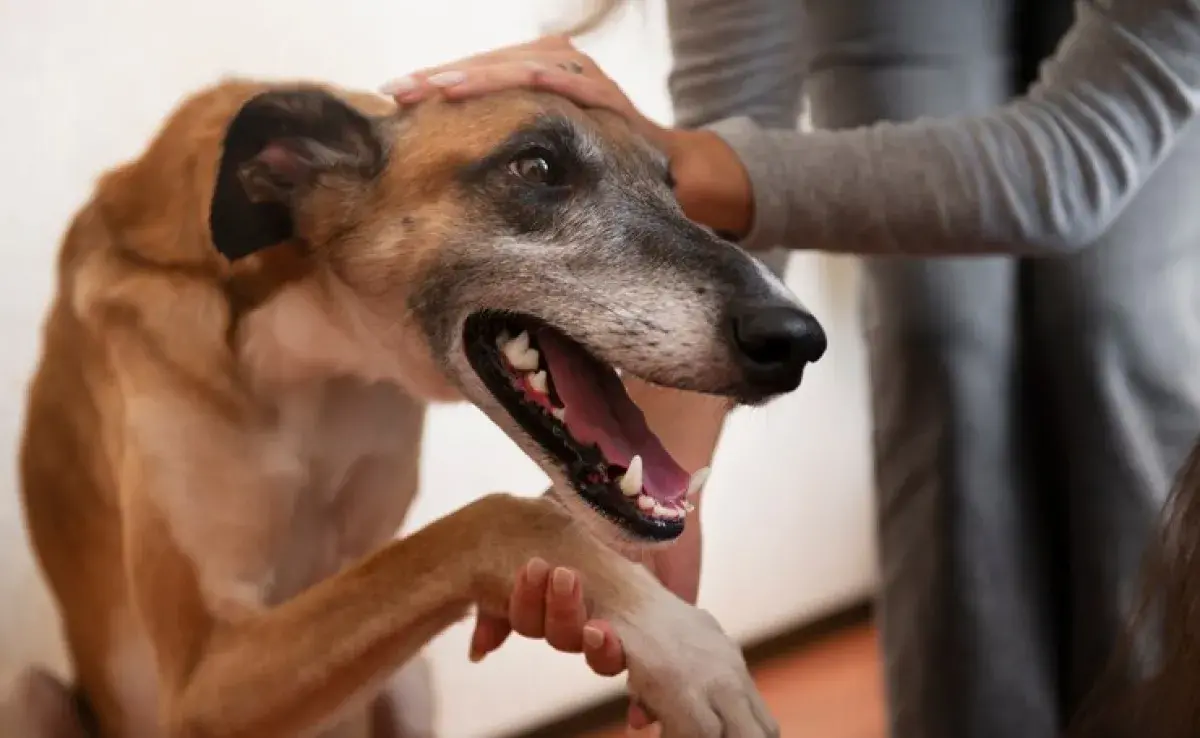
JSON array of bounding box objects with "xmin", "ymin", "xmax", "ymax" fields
[{"xmin": 210, "ymin": 87, "xmax": 387, "ymax": 261}]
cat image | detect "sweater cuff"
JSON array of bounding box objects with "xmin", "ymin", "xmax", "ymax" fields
[{"xmin": 704, "ymin": 116, "xmax": 790, "ymax": 254}]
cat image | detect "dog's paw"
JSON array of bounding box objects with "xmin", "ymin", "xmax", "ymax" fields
[{"xmin": 612, "ymin": 600, "xmax": 779, "ymax": 738}]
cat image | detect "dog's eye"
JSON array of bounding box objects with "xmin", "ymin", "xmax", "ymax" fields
[{"xmin": 508, "ymin": 149, "xmax": 564, "ymax": 187}]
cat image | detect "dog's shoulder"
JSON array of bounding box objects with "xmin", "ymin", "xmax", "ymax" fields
[{"xmin": 39, "ymin": 81, "xmax": 307, "ymax": 419}]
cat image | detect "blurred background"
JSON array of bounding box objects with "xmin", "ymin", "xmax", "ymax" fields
[{"xmin": 0, "ymin": 1, "xmax": 880, "ymax": 735}]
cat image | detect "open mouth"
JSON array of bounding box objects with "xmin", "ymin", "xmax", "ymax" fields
[{"xmin": 463, "ymin": 312, "xmax": 708, "ymax": 542}]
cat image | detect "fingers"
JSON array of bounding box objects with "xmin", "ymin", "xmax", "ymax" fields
[
  {"xmin": 380, "ymin": 47, "xmax": 613, "ymax": 110},
  {"xmin": 468, "ymin": 614, "xmax": 512, "ymax": 662},
  {"xmin": 513, "ymin": 69, "xmax": 627, "ymax": 113},
  {"xmin": 473, "ymin": 559, "xmax": 633, "ymax": 682},
  {"xmin": 508, "ymin": 557, "xmax": 551, "ymax": 639},
  {"xmin": 542, "ymin": 567, "xmax": 586, "ymax": 652},
  {"xmin": 434, "ymin": 61, "xmax": 556, "ymax": 100},
  {"xmin": 384, "ymin": 59, "xmax": 605, "ymax": 109},
  {"xmin": 581, "ymin": 620, "xmax": 627, "ymax": 676}
]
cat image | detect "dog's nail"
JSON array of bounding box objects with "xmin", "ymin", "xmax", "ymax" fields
[
  {"xmin": 583, "ymin": 625, "xmax": 605, "ymax": 650},
  {"xmin": 427, "ymin": 70, "xmax": 466, "ymax": 87},
  {"xmin": 379, "ymin": 76, "xmax": 419, "ymax": 96},
  {"xmin": 551, "ymin": 567, "xmax": 575, "ymax": 596},
  {"xmin": 526, "ymin": 557, "xmax": 550, "ymax": 584}
]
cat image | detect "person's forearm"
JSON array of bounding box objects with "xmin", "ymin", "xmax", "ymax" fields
[{"xmin": 670, "ymin": 0, "xmax": 1200, "ymax": 256}]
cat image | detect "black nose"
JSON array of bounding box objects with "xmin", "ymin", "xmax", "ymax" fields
[{"xmin": 727, "ymin": 301, "xmax": 827, "ymax": 391}]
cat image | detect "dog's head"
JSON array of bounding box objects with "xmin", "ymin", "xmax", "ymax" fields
[{"xmin": 211, "ymin": 84, "xmax": 825, "ymax": 543}]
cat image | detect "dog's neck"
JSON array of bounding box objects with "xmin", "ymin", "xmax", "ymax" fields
[{"xmin": 234, "ymin": 265, "xmax": 462, "ymax": 404}]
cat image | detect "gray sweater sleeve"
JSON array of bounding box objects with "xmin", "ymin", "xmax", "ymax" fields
[
  {"xmin": 689, "ymin": 0, "xmax": 1200, "ymax": 256},
  {"xmin": 664, "ymin": 0, "xmax": 806, "ymax": 275}
]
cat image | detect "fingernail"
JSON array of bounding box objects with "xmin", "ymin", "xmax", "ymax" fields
[
  {"xmin": 583, "ymin": 624, "xmax": 605, "ymax": 649},
  {"xmin": 551, "ymin": 567, "xmax": 575, "ymax": 595},
  {"xmin": 379, "ymin": 76, "xmax": 418, "ymax": 96},
  {"xmin": 526, "ymin": 557, "xmax": 550, "ymax": 584},
  {"xmin": 427, "ymin": 70, "xmax": 466, "ymax": 87}
]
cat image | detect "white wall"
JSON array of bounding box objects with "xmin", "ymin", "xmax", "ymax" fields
[{"xmin": 0, "ymin": 1, "xmax": 879, "ymax": 736}]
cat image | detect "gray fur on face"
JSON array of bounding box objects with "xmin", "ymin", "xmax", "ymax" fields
[{"xmin": 407, "ymin": 112, "xmax": 803, "ymax": 400}]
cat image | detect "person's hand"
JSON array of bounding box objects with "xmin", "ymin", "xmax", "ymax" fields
[
  {"xmin": 469, "ymin": 488, "xmax": 704, "ymax": 732},
  {"xmin": 379, "ymin": 35, "xmax": 672, "ymax": 152},
  {"xmin": 380, "ymin": 38, "xmax": 756, "ymax": 240},
  {"xmin": 470, "ymin": 557, "xmax": 659, "ymax": 731}
]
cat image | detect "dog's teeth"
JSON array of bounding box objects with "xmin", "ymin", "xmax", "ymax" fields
[
  {"xmin": 636, "ymin": 494, "xmax": 656, "ymax": 512},
  {"xmin": 502, "ymin": 331, "xmax": 540, "ymax": 372},
  {"xmin": 683, "ymin": 500, "xmax": 695, "ymax": 513},
  {"xmin": 619, "ymin": 455, "xmax": 643, "ymax": 497},
  {"xmin": 528, "ymin": 370, "xmax": 548, "ymax": 395},
  {"xmin": 654, "ymin": 503, "xmax": 680, "ymax": 519},
  {"xmin": 495, "ymin": 330, "xmax": 511, "ymax": 350},
  {"xmin": 686, "ymin": 466, "xmax": 711, "ymax": 499},
  {"xmin": 509, "ymin": 330, "xmax": 529, "ymax": 352},
  {"xmin": 551, "ymin": 406, "xmax": 567, "ymax": 422}
]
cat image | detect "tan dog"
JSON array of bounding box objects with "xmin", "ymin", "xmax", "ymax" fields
[{"xmin": 5, "ymin": 74, "xmax": 825, "ymax": 738}]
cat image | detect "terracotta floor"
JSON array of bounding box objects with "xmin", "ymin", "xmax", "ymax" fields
[{"xmin": 577, "ymin": 623, "xmax": 886, "ymax": 738}]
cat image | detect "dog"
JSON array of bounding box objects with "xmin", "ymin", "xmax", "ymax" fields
[{"xmin": 5, "ymin": 72, "xmax": 825, "ymax": 738}]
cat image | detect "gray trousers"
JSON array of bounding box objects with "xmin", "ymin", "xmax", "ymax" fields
[{"xmin": 801, "ymin": 0, "xmax": 1200, "ymax": 735}]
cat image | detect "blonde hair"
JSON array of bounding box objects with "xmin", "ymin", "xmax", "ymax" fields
[{"xmin": 549, "ymin": 0, "xmax": 634, "ymax": 38}]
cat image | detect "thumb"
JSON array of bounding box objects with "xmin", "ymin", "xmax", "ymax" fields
[{"xmin": 469, "ymin": 614, "xmax": 513, "ymax": 663}]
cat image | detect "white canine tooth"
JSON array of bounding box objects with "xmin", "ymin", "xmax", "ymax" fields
[
  {"xmin": 618, "ymin": 455, "xmax": 643, "ymax": 497},
  {"xmin": 495, "ymin": 330, "xmax": 511, "ymax": 349},
  {"xmin": 637, "ymin": 494, "xmax": 656, "ymax": 512},
  {"xmin": 502, "ymin": 331, "xmax": 540, "ymax": 371},
  {"xmin": 528, "ymin": 370, "xmax": 548, "ymax": 395},
  {"xmin": 509, "ymin": 330, "xmax": 528, "ymax": 352},
  {"xmin": 683, "ymin": 500, "xmax": 695, "ymax": 513},
  {"xmin": 550, "ymin": 406, "xmax": 567, "ymax": 422},
  {"xmin": 686, "ymin": 466, "xmax": 711, "ymax": 499}
]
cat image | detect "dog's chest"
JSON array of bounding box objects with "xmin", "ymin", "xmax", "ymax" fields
[
  {"xmin": 144, "ymin": 377, "xmax": 427, "ymax": 618},
  {"xmin": 262, "ymin": 379, "xmax": 426, "ymax": 604}
]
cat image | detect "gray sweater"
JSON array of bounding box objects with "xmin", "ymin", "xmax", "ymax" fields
[{"xmin": 666, "ymin": 0, "xmax": 1200, "ymax": 256}]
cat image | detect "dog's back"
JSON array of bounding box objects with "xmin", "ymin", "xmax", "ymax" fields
[{"xmin": 19, "ymin": 80, "xmax": 275, "ymax": 736}]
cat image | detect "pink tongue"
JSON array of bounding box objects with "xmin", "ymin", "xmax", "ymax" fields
[{"xmin": 535, "ymin": 327, "xmax": 690, "ymax": 503}]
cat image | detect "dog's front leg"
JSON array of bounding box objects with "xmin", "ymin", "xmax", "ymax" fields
[
  {"xmin": 126, "ymin": 487, "xmax": 518, "ymax": 738},
  {"xmin": 127, "ymin": 489, "xmax": 773, "ymax": 738}
]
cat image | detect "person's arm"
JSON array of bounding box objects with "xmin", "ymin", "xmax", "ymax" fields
[
  {"xmin": 664, "ymin": 0, "xmax": 806, "ymax": 131},
  {"xmin": 676, "ymin": 0, "xmax": 1200, "ymax": 256},
  {"xmin": 661, "ymin": 0, "xmax": 805, "ymax": 265}
]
